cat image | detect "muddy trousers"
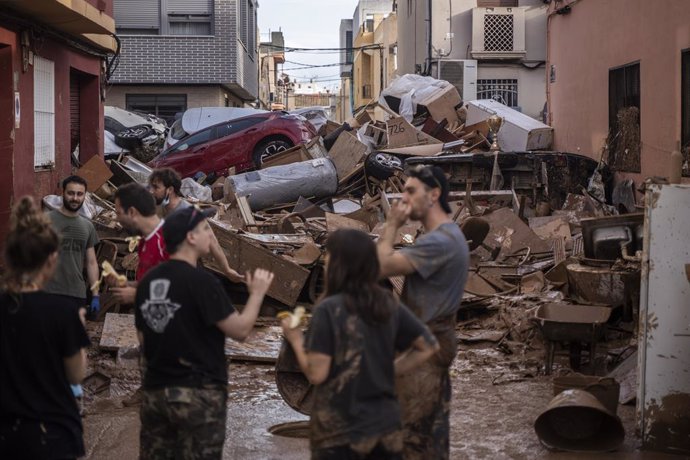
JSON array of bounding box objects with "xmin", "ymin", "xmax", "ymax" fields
[
  {"xmin": 139, "ymin": 386, "xmax": 227, "ymax": 460},
  {"xmin": 396, "ymin": 363, "xmax": 451, "ymax": 460},
  {"xmin": 396, "ymin": 315, "xmax": 456, "ymax": 460}
]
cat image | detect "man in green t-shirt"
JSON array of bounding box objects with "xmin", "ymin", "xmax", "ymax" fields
[{"xmin": 44, "ymin": 175, "xmax": 100, "ymax": 315}]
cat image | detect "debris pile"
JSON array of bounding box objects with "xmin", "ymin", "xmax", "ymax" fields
[{"xmin": 67, "ymin": 77, "xmax": 644, "ymax": 424}]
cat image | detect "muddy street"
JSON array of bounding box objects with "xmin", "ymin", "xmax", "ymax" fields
[{"xmin": 80, "ymin": 313, "xmax": 652, "ymax": 460}]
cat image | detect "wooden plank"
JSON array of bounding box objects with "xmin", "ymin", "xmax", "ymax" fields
[
  {"xmin": 205, "ymin": 221, "xmax": 310, "ymax": 306},
  {"xmin": 260, "ymin": 144, "xmax": 309, "ymax": 168},
  {"xmin": 236, "ymin": 196, "xmax": 256, "ymax": 226},
  {"xmin": 328, "ymin": 131, "xmax": 367, "ymax": 180},
  {"xmin": 242, "ymin": 233, "xmax": 314, "ymax": 245},
  {"xmin": 99, "ymin": 313, "xmax": 138, "ymax": 351}
]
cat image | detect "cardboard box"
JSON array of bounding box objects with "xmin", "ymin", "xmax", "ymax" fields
[
  {"xmin": 465, "ymin": 99, "xmax": 553, "ymax": 152},
  {"xmin": 417, "ymin": 84, "xmax": 462, "ymax": 125}
]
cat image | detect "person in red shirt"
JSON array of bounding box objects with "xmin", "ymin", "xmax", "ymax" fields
[{"xmin": 111, "ymin": 183, "xmax": 170, "ymax": 304}]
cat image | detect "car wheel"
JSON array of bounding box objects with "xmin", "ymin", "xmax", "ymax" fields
[
  {"xmin": 253, "ymin": 139, "xmax": 293, "ymax": 168},
  {"xmin": 365, "ymin": 152, "xmax": 404, "ymax": 180},
  {"xmin": 114, "ymin": 124, "xmax": 154, "ymax": 150}
]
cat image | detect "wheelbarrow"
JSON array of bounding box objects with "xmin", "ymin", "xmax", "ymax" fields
[{"xmin": 532, "ymin": 303, "xmax": 611, "ymax": 375}]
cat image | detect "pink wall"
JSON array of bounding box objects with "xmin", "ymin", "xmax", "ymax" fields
[{"xmin": 547, "ymin": 0, "xmax": 690, "ymax": 187}]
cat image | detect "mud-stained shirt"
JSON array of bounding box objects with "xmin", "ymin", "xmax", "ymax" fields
[
  {"xmin": 399, "ymin": 222, "xmax": 469, "ymax": 322},
  {"xmin": 306, "ymin": 293, "xmax": 433, "ymax": 450}
]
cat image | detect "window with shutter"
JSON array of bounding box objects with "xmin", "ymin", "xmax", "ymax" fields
[
  {"xmin": 248, "ymin": 1, "xmax": 255, "ymax": 57},
  {"xmin": 240, "ymin": 0, "xmax": 248, "ymax": 45},
  {"xmin": 114, "ymin": 0, "xmax": 213, "ymax": 35},
  {"xmin": 167, "ymin": 0, "xmax": 213, "ymax": 35},
  {"xmin": 34, "ymin": 56, "xmax": 55, "ymax": 169},
  {"xmin": 115, "ymin": 0, "xmax": 160, "ymax": 34}
]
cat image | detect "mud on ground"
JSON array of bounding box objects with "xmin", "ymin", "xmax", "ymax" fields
[{"xmin": 82, "ymin": 310, "xmax": 653, "ymax": 460}]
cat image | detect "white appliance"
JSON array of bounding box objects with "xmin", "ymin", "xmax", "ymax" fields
[
  {"xmin": 465, "ymin": 99, "xmax": 553, "ymax": 151},
  {"xmin": 430, "ymin": 59, "xmax": 477, "ymax": 102},
  {"xmin": 637, "ymin": 183, "xmax": 690, "ymax": 455}
]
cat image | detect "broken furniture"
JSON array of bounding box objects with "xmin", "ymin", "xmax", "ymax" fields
[{"xmin": 533, "ymin": 303, "xmax": 611, "ymax": 375}]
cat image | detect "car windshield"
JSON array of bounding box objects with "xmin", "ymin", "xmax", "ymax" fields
[
  {"xmin": 165, "ymin": 128, "xmax": 212, "ymax": 155},
  {"xmin": 170, "ymin": 119, "xmax": 187, "ymax": 140}
]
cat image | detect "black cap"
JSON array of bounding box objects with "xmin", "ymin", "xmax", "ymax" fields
[
  {"xmin": 409, "ymin": 165, "xmax": 452, "ymax": 214},
  {"xmin": 162, "ymin": 206, "xmax": 216, "ymax": 252}
]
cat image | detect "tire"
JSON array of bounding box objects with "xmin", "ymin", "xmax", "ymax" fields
[
  {"xmin": 252, "ymin": 139, "xmax": 293, "ymax": 168},
  {"xmin": 365, "ymin": 152, "xmax": 404, "ymax": 180},
  {"xmin": 114, "ymin": 124, "xmax": 154, "ymax": 150}
]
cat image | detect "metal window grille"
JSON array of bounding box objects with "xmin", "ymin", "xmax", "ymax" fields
[
  {"xmin": 484, "ymin": 14, "xmax": 514, "ymax": 52},
  {"xmin": 33, "ymin": 56, "xmax": 55, "ymax": 168},
  {"xmin": 362, "ymin": 84, "xmax": 372, "ymax": 99},
  {"xmin": 477, "ymin": 79, "xmax": 518, "ymax": 107}
]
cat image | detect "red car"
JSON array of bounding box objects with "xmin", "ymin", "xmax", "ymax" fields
[{"xmin": 150, "ymin": 111, "xmax": 317, "ymax": 178}]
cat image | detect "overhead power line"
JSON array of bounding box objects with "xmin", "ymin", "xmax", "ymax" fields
[{"xmin": 263, "ymin": 43, "xmax": 383, "ymax": 52}]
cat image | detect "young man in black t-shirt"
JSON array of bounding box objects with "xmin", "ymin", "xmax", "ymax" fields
[{"xmin": 135, "ymin": 206, "xmax": 274, "ymax": 459}]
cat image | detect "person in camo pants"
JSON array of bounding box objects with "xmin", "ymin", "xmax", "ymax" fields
[{"xmin": 135, "ymin": 206, "xmax": 274, "ymax": 459}]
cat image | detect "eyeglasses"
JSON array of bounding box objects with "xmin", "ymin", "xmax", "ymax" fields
[{"xmin": 409, "ymin": 165, "xmax": 442, "ymax": 190}]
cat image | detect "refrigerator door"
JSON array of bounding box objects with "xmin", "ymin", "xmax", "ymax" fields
[{"xmin": 637, "ymin": 184, "xmax": 690, "ymax": 455}]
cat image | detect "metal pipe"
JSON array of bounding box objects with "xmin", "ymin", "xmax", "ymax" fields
[{"xmin": 425, "ymin": 0, "xmax": 432, "ymax": 75}]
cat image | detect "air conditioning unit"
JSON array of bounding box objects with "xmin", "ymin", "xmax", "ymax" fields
[
  {"xmin": 471, "ymin": 7, "xmax": 526, "ymax": 60},
  {"xmin": 430, "ymin": 59, "xmax": 478, "ymax": 102}
]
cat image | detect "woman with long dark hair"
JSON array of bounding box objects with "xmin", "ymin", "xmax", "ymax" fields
[
  {"xmin": 0, "ymin": 196, "xmax": 90, "ymax": 459},
  {"xmin": 281, "ymin": 229, "xmax": 438, "ymax": 459}
]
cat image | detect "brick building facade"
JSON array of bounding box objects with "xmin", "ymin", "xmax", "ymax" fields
[{"xmin": 108, "ymin": 0, "xmax": 258, "ymax": 121}]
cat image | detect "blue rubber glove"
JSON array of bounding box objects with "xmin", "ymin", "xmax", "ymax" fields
[
  {"xmin": 90, "ymin": 295, "xmax": 100, "ymax": 315},
  {"xmin": 71, "ymin": 384, "xmax": 84, "ymax": 398}
]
